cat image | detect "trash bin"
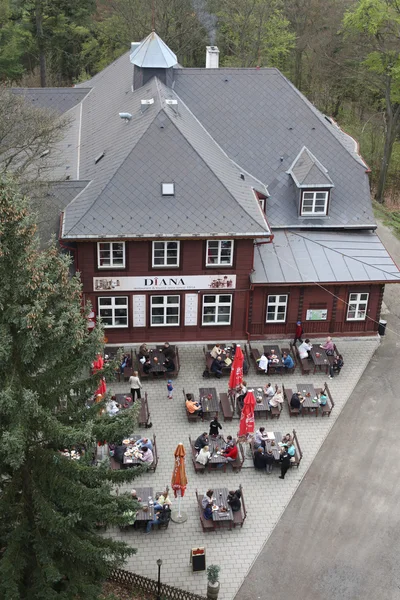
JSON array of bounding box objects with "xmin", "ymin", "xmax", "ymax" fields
[{"xmin": 378, "ymin": 320, "xmax": 387, "ymax": 336}]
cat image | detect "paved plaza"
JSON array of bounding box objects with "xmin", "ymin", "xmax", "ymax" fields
[{"xmin": 106, "ymin": 337, "xmax": 379, "ymax": 600}]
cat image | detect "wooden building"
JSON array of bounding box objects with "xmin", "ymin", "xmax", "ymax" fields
[{"xmin": 13, "ymin": 32, "xmax": 400, "ymax": 343}]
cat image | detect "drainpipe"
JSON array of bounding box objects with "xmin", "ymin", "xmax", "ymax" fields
[{"xmin": 246, "ymin": 234, "xmax": 274, "ymax": 341}]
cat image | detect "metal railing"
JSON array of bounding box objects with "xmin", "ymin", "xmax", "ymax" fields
[{"xmin": 109, "ymin": 568, "xmax": 207, "ymax": 600}]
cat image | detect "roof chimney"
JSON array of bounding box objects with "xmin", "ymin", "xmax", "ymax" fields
[{"xmin": 206, "ymin": 46, "xmax": 219, "ymax": 68}]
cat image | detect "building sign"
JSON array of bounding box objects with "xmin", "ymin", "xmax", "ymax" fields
[
  {"xmin": 185, "ymin": 293, "xmax": 198, "ymax": 326},
  {"xmin": 306, "ymin": 309, "xmax": 328, "ymax": 321},
  {"xmin": 93, "ymin": 274, "xmax": 237, "ymax": 292}
]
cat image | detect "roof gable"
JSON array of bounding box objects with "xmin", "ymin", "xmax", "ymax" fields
[{"xmin": 287, "ymin": 146, "xmax": 334, "ymax": 188}]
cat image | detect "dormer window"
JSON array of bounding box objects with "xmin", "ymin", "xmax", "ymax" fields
[
  {"xmin": 162, "ymin": 183, "xmax": 174, "ymax": 196},
  {"xmin": 301, "ymin": 191, "xmax": 329, "ymax": 216},
  {"xmin": 287, "ymin": 146, "xmax": 334, "ymax": 218}
]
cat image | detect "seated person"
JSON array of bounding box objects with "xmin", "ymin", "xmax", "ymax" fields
[
  {"xmin": 281, "ymin": 433, "xmax": 293, "ymax": 446},
  {"xmin": 265, "ymin": 447, "xmax": 275, "ymax": 473},
  {"xmin": 243, "ymin": 357, "xmax": 249, "ymax": 375},
  {"xmin": 203, "ymin": 503, "xmax": 213, "ymax": 520},
  {"xmin": 210, "ymin": 344, "xmax": 223, "ymax": 359},
  {"xmin": 194, "ymin": 432, "xmax": 209, "ymax": 451},
  {"xmin": 269, "ymin": 386, "xmax": 284, "ymax": 409},
  {"xmin": 106, "ymin": 398, "xmax": 120, "ymax": 416},
  {"xmin": 163, "ymin": 342, "xmax": 176, "ymax": 360},
  {"xmin": 137, "ymin": 437, "xmax": 153, "ymax": 451},
  {"xmin": 320, "ymin": 336, "xmax": 335, "ymax": 354},
  {"xmin": 257, "ymin": 353, "xmax": 268, "ymax": 372},
  {"xmin": 196, "ymin": 445, "xmax": 211, "ymax": 466},
  {"xmin": 264, "ymin": 383, "xmax": 275, "ymax": 402},
  {"xmin": 143, "ymin": 358, "xmax": 152, "ymax": 374},
  {"xmin": 211, "ymin": 356, "xmax": 224, "ymax": 378},
  {"xmin": 286, "ymin": 442, "xmax": 296, "ymax": 457},
  {"xmin": 202, "ymin": 489, "xmax": 215, "ymax": 509},
  {"xmin": 254, "ymin": 427, "xmax": 268, "ymax": 449},
  {"xmin": 253, "ymin": 447, "xmax": 267, "ymax": 470},
  {"xmin": 163, "ymin": 357, "xmax": 175, "ymax": 372},
  {"xmin": 298, "ymin": 339, "xmax": 312, "ymax": 359},
  {"xmin": 236, "ymin": 381, "xmax": 247, "ymax": 409},
  {"xmin": 282, "ymin": 352, "xmax": 294, "ymax": 370},
  {"xmin": 222, "ymin": 443, "xmax": 238, "ymax": 463},
  {"xmin": 186, "ymin": 397, "xmax": 204, "ymax": 419},
  {"xmin": 139, "ymin": 446, "xmax": 154, "ymax": 465},
  {"xmin": 227, "ymin": 489, "xmax": 242, "ymax": 512},
  {"xmin": 120, "ymin": 353, "xmax": 131, "ymax": 373},
  {"xmin": 138, "ymin": 343, "xmax": 149, "ymax": 360},
  {"xmin": 113, "ymin": 443, "xmax": 127, "ymax": 464},
  {"xmin": 153, "ymin": 489, "xmax": 172, "ymax": 510},
  {"xmin": 209, "ymin": 415, "xmax": 222, "ymax": 437},
  {"xmin": 290, "ymin": 392, "xmax": 304, "ymax": 412},
  {"xmin": 329, "ymin": 354, "xmax": 344, "ymax": 379},
  {"xmin": 146, "ymin": 505, "xmax": 171, "ymax": 533},
  {"xmin": 318, "ymin": 392, "xmax": 328, "ymax": 406}
]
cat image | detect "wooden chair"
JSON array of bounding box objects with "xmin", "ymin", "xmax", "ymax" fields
[
  {"xmin": 219, "ymin": 392, "xmax": 233, "ymax": 421},
  {"xmin": 231, "ymin": 443, "xmax": 245, "ymax": 473},
  {"xmin": 320, "ymin": 382, "xmax": 335, "ymax": 417},
  {"xmin": 290, "ymin": 342, "xmax": 311, "ymax": 375},
  {"xmin": 283, "ymin": 385, "xmax": 299, "ymax": 417},
  {"xmin": 138, "ymin": 393, "xmax": 151, "ymax": 428},
  {"xmin": 270, "ymin": 403, "xmax": 282, "ymax": 420},
  {"xmin": 233, "ymin": 484, "xmax": 247, "ymax": 528},
  {"xmin": 189, "ymin": 436, "xmax": 205, "ymax": 473},
  {"xmin": 195, "ymin": 489, "xmax": 215, "ymax": 532},
  {"xmin": 249, "ymin": 343, "xmax": 265, "ymax": 375},
  {"xmin": 291, "ymin": 429, "xmax": 303, "ymax": 468}
]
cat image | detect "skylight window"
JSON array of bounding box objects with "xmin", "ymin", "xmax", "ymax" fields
[{"xmin": 162, "ymin": 183, "xmax": 175, "ymax": 196}]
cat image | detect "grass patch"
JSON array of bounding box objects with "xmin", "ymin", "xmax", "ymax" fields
[{"xmin": 373, "ymin": 200, "xmax": 400, "ymax": 240}]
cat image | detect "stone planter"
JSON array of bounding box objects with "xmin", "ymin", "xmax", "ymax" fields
[{"xmin": 207, "ymin": 581, "xmax": 220, "ymax": 600}]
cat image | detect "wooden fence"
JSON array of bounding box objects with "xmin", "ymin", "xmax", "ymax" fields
[{"xmin": 109, "ymin": 567, "xmax": 207, "ymax": 600}]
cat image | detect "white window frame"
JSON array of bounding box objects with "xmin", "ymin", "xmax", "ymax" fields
[
  {"xmin": 347, "ymin": 292, "xmax": 369, "ymax": 321},
  {"xmin": 206, "ymin": 240, "xmax": 234, "ymax": 267},
  {"xmin": 150, "ymin": 295, "xmax": 180, "ymax": 327},
  {"xmin": 152, "ymin": 241, "xmax": 180, "ymax": 267},
  {"xmin": 97, "ymin": 242, "xmax": 126, "ymax": 269},
  {"xmin": 98, "ymin": 296, "xmax": 128, "ymax": 328},
  {"xmin": 202, "ymin": 294, "xmax": 232, "ymax": 326},
  {"xmin": 301, "ymin": 191, "xmax": 329, "ymax": 216},
  {"xmin": 266, "ymin": 294, "xmax": 288, "ymax": 323}
]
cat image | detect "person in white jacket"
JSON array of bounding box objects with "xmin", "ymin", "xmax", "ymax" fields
[
  {"xmin": 129, "ymin": 371, "xmax": 142, "ymax": 402},
  {"xmin": 257, "ymin": 353, "xmax": 268, "ymax": 372},
  {"xmin": 196, "ymin": 446, "xmax": 211, "ymax": 466}
]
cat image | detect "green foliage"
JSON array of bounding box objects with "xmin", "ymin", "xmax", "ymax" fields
[
  {"xmin": 207, "ymin": 564, "xmax": 220, "ymax": 584},
  {"xmin": 0, "ymin": 0, "xmax": 33, "ymax": 82},
  {"xmin": 0, "ymin": 177, "xmax": 141, "ymax": 600},
  {"xmin": 213, "ymin": 0, "xmax": 295, "ymax": 69}
]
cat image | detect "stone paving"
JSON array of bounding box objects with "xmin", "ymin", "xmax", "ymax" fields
[{"xmin": 105, "ymin": 338, "xmax": 379, "ymax": 600}]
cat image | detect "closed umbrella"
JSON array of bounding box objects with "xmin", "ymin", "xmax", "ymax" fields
[
  {"xmin": 239, "ymin": 390, "xmax": 256, "ymax": 437},
  {"xmin": 93, "ymin": 353, "xmax": 104, "ymax": 373},
  {"xmin": 229, "ymin": 344, "xmax": 244, "ymax": 414},
  {"xmin": 171, "ymin": 443, "xmax": 188, "ymax": 523},
  {"xmin": 95, "ymin": 376, "xmax": 107, "ymax": 399}
]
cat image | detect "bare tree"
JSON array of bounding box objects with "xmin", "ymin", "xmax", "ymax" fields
[{"xmin": 0, "ymin": 87, "xmax": 70, "ymax": 179}]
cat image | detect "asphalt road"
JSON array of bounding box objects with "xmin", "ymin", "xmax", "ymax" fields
[{"xmin": 235, "ymin": 222, "xmax": 400, "ymax": 600}]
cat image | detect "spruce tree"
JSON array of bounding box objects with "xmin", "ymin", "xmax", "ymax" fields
[{"xmin": 0, "ymin": 177, "xmax": 142, "ymax": 600}]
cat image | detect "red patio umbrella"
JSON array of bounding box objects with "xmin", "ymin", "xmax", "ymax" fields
[
  {"xmin": 93, "ymin": 353, "xmax": 104, "ymax": 373},
  {"xmin": 239, "ymin": 390, "xmax": 256, "ymax": 437},
  {"xmin": 95, "ymin": 376, "xmax": 107, "ymax": 398},
  {"xmin": 171, "ymin": 443, "xmax": 188, "ymax": 523},
  {"xmin": 229, "ymin": 344, "xmax": 244, "ymax": 391}
]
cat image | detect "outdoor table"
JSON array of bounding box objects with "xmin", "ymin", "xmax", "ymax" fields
[
  {"xmin": 148, "ymin": 348, "xmax": 167, "ymax": 375},
  {"xmin": 133, "ymin": 486, "xmax": 155, "ymax": 524},
  {"xmin": 296, "ymin": 383, "xmax": 319, "ymax": 417},
  {"xmin": 211, "ymin": 487, "xmax": 234, "ymax": 529},
  {"xmin": 115, "ymin": 393, "xmax": 134, "ymax": 409},
  {"xmin": 263, "ymin": 345, "xmax": 285, "ymax": 374},
  {"xmin": 207, "ymin": 435, "xmax": 228, "ymax": 471},
  {"xmin": 245, "ymin": 385, "xmax": 269, "ymax": 418},
  {"xmin": 310, "ymin": 344, "xmax": 330, "ymax": 374},
  {"xmin": 199, "ymin": 387, "xmax": 219, "ymax": 418},
  {"xmin": 121, "ymin": 435, "xmax": 144, "ymax": 467},
  {"xmin": 206, "ymin": 345, "xmax": 232, "ymax": 372},
  {"xmin": 264, "ymin": 431, "xmax": 282, "ymax": 460}
]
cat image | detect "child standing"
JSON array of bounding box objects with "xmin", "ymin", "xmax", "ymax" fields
[{"xmin": 167, "ymin": 379, "xmax": 174, "ymax": 399}]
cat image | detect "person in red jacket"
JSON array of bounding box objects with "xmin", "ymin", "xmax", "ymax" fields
[
  {"xmin": 222, "ymin": 443, "xmax": 238, "ymax": 463},
  {"xmin": 294, "ymin": 321, "xmax": 304, "ymax": 345}
]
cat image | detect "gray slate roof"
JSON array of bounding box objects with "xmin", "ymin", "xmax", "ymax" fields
[
  {"xmin": 11, "ymin": 87, "xmax": 91, "ymax": 115},
  {"xmin": 287, "ymin": 147, "xmax": 333, "ymax": 188},
  {"xmin": 130, "ymin": 31, "xmax": 178, "ymax": 68},
  {"xmin": 62, "ymin": 76, "xmax": 270, "ymax": 238},
  {"xmin": 172, "ymin": 68, "xmax": 374, "ymax": 229},
  {"xmin": 251, "ymin": 230, "xmax": 400, "ymax": 284}
]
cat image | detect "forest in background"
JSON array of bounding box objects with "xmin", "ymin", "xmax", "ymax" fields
[{"xmin": 1, "ymin": 0, "xmax": 400, "ymax": 205}]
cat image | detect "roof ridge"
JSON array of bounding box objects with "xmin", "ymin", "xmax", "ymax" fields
[{"xmin": 158, "ymin": 81, "xmax": 269, "ymax": 233}]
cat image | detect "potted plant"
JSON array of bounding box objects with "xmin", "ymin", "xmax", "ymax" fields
[{"xmin": 207, "ymin": 564, "xmax": 220, "ymax": 599}]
